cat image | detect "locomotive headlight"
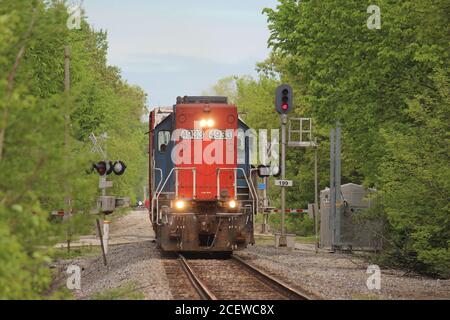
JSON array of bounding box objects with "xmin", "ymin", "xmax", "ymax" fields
[
  {"xmin": 228, "ymin": 200, "xmax": 237, "ymax": 209},
  {"xmin": 175, "ymin": 200, "xmax": 185, "ymax": 210},
  {"xmin": 199, "ymin": 119, "xmax": 215, "ymax": 128}
]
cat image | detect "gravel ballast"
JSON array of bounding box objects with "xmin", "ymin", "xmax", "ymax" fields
[
  {"xmin": 236, "ymin": 244, "xmax": 450, "ymax": 300},
  {"xmin": 53, "ymin": 210, "xmax": 172, "ymax": 300},
  {"xmin": 52, "ymin": 210, "xmax": 449, "ymax": 300}
]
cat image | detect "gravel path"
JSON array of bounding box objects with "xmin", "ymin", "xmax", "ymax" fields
[
  {"xmin": 236, "ymin": 244, "xmax": 450, "ymax": 300},
  {"xmin": 53, "ymin": 210, "xmax": 172, "ymax": 300}
]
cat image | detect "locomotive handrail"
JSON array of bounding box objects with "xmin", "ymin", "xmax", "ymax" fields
[
  {"xmin": 150, "ymin": 168, "xmax": 163, "ymax": 223},
  {"xmin": 216, "ymin": 167, "xmax": 259, "ymax": 215},
  {"xmin": 152, "ymin": 167, "xmax": 197, "ymax": 224}
]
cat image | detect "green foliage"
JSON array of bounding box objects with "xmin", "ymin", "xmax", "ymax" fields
[
  {"xmin": 259, "ymin": 0, "xmax": 449, "ymax": 277},
  {"xmin": 0, "ymin": 0, "xmax": 147, "ymax": 298},
  {"xmin": 212, "ymin": 0, "xmax": 449, "ymax": 277},
  {"xmin": 51, "ymin": 245, "xmax": 101, "ymax": 260},
  {"xmin": 91, "ymin": 282, "xmax": 145, "ymax": 300},
  {"xmin": 269, "ymin": 213, "xmax": 314, "ymax": 236},
  {"xmin": 378, "ymin": 68, "xmax": 450, "ymax": 277}
]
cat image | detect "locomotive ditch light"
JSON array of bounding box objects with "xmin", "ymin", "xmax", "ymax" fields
[
  {"xmin": 175, "ymin": 200, "xmax": 185, "ymax": 210},
  {"xmin": 228, "ymin": 199, "xmax": 237, "ymax": 209}
]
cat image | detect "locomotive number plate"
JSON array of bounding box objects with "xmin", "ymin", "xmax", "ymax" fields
[
  {"xmin": 208, "ymin": 129, "xmax": 233, "ymax": 140},
  {"xmin": 180, "ymin": 129, "xmax": 204, "ymax": 140},
  {"xmin": 180, "ymin": 129, "xmax": 233, "ymax": 140}
]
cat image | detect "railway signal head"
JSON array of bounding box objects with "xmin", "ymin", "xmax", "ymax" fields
[
  {"xmin": 112, "ymin": 161, "xmax": 126, "ymax": 175},
  {"xmin": 275, "ymin": 84, "xmax": 293, "ymax": 114},
  {"xmin": 93, "ymin": 161, "xmax": 126, "ymax": 176},
  {"xmin": 93, "ymin": 161, "xmax": 108, "ymax": 176}
]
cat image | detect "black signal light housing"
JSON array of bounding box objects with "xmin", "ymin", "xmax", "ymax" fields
[{"xmin": 275, "ymin": 84, "xmax": 293, "ymax": 114}]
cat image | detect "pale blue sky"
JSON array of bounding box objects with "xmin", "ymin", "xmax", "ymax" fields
[{"xmin": 82, "ymin": 0, "xmax": 278, "ymax": 107}]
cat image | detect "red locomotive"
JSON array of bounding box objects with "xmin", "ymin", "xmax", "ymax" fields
[{"xmin": 148, "ymin": 96, "xmax": 258, "ymax": 253}]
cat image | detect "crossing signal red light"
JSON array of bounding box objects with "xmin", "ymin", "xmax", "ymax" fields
[
  {"xmin": 93, "ymin": 161, "xmax": 108, "ymax": 176},
  {"xmin": 92, "ymin": 161, "xmax": 126, "ymax": 176}
]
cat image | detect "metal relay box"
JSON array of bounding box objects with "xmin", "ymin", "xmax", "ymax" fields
[{"xmin": 97, "ymin": 196, "xmax": 116, "ymax": 214}]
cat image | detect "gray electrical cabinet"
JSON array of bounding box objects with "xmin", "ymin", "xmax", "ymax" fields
[
  {"xmin": 97, "ymin": 196, "xmax": 116, "ymax": 214},
  {"xmin": 320, "ymin": 183, "xmax": 382, "ymax": 251}
]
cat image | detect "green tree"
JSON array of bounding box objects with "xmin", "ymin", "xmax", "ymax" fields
[
  {"xmin": 263, "ymin": 0, "xmax": 449, "ymax": 276},
  {"xmin": 0, "ymin": 0, "xmax": 148, "ymax": 297}
]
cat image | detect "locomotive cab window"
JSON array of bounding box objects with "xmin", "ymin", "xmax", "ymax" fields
[{"xmin": 158, "ymin": 131, "xmax": 171, "ymax": 153}]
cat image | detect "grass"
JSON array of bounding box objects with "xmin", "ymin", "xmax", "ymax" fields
[
  {"xmin": 51, "ymin": 245, "xmax": 101, "ymax": 260},
  {"xmin": 254, "ymin": 234, "xmax": 276, "ymax": 246},
  {"xmin": 295, "ymin": 235, "xmax": 316, "ymax": 244},
  {"xmin": 92, "ymin": 282, "xmax": 145, "ymax": 300},
  {"xmin": 47, "ymin": 284, "xmax": 76, "ymax": 300}
]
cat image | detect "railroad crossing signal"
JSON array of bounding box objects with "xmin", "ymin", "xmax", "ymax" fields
[
  {"xmin": 93, "ymin": 161, "xmax": 127, "ymax": 176},
  {"xmin": 275, "ymin": 84, "xmax": 293, "ymax": 114},
  {"xmin": 93, "ymin": 161, "xmax": 109, "ymax": 176},
  {"xmin": 112, "ymin": 160, "xmax": 126, "ymax": 175}
]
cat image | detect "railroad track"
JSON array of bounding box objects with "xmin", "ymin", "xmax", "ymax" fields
[{"xmin": 176, "ymin": 254, "xmax": 312, "ymax": 300}]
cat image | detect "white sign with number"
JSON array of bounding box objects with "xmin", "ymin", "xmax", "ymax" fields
[{"xmin": 275, "ymin": 180, "xmax": 293, "ymax": 187}]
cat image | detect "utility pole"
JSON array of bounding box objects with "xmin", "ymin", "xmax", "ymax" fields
[
  {"xmin": 64, "ymin": 45, "xmax": 72, "ymax": 252},
  {"xmin": 314, "ymin": 138, "xmax": 319, "ymax": 253},
  {"xmin": 330, "ymin": 125, "xmax": 341, "ymax": 250},
  {"xmin": 279, "ymin": 114, "xmax": 288, "ymax": 246},
  {"xmin": 274, "ymin": 84, "xmax": 294, "ymax": 247},
  {"xmin": 335, "ymin": 125, "xmax": 342, "ymax": 248},
  {"xmin": 262, "ymin": 175, "xmax": 269, "ymax": 233},
  {"xmin": 100, "ymin": 133, "xmax": 109, "ymax": 255},
  {"xmin": 89, "ymin": 132, "xmax": 110, "ymax": 264},
  {"xmin": 330, "ymin": 128, "xmax": 335, "ymax": 247}
]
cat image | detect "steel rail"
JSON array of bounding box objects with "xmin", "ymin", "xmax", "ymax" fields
[
  {"xmin": 178, "ymin": 254, "xmax": 218, "ymax": 300},
  {"xmin": 231, "ymin": 255, "xmax": 313, "ymax": 300}
]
